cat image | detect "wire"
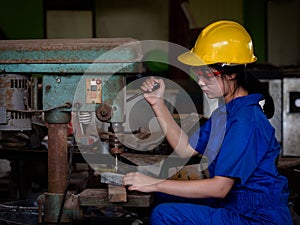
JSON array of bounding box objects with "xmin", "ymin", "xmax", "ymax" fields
[
  {"xmin": 0, "ymin": 218, "xmax": 30, "ymax": 225},
  {"xmin": 6, "ymin": 102, "xmax": 72, "ymax": 113}
]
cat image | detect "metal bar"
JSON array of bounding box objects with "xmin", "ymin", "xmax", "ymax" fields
[
  {"xmin": 0, "ymin": 63, "xmax": 141, "ymax": 74},
  {"xmin": 0, "ymin": 38, "xmax": 142, "ymax": 64},
  {"xmin": 32, "ymin": 77, "xmax": 38, "ymax": 110}
]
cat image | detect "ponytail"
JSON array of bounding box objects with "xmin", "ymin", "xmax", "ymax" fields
[
  {"xmin": 239, "ymin": 66, "xmax": 275, "ymax": 119},
  {"xmin": 210, "ymin": 64, "xmax": 275, "ymax": 119}
]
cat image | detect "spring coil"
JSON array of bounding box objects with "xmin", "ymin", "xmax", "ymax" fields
[{"xmin": 77, "ymin": 112, "xmax": 92, "ymax": 125}]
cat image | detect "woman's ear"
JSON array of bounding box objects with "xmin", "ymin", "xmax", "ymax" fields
[{"xmin": 227, "ymin": 73, "xmax": 237, "ymax": 80}]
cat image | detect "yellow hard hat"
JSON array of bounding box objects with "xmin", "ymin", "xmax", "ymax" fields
[{"xmin": 178, "ymin": 20, "xmax": 257, "ymax": 66}]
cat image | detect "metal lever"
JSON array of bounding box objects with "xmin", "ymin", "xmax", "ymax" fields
[{"xmin": 126, "ymin": 82, "xmax": 160, "ymax": 103}]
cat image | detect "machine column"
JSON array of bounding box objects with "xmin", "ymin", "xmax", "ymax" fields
[{"xmin": 48, "ymin": 123, "xmax": 68, "ymax": 193}]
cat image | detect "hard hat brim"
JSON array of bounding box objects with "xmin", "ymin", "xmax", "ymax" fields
[{"xmin": 177, "ymin": 51, "xmax": 208, "ymax": 66}]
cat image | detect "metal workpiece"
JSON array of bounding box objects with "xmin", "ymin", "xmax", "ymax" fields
[
  {"xmin": 0, "ymin": 38, "xmax": 143, "ymax": 74},
  {"xmin": 100, "ymin": 172, "xmax": 125, "ymax": 186}
]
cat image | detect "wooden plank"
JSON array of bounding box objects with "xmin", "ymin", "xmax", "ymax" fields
[
  {"xmin": 277, "ymin": 157, "xmax": 300, "ymax": 168},
  {"xmin": 79, "ymin": 189, "xmax": 108, "ymax": 206},
  {"xmin": 79, "ymin": 188, "xmax": 152, "ymax": 207},
  {"xmin": 108, "ymin": 185, "xmax": 127, "ymax": 203}
]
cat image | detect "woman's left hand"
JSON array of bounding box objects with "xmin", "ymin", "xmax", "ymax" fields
[{"xmin": 123, "ymin": 172, "xmax": 161, "ymax": 192}]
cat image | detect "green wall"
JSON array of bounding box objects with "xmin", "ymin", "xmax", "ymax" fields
[
  {"xmin": 243, "ymin": 0, "xmax": 267, "ymax": 62},
  {"xmin": 0, "ymin": 0, "xmax": 44, "ymax": 39}
]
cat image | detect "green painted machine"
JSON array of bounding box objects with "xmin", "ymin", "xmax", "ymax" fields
[{"xmin": 0, "ymin": 38, "xmax": 145, "ymax": 223}]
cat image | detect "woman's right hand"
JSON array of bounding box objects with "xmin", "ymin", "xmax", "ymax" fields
[{"xmin": 141, "ymin": 76, "xmax": 165, "ymax": 107}]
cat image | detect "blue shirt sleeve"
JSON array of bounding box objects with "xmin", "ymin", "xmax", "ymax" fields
[
  {"xmin": 214, "ymin": 119, "xmax": 265, "ymax": 186},
  {"xmin": 189, "ymin": 119, "xmax": 211, "ymax": 155}
]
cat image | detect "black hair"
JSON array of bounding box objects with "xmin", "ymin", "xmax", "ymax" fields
[{"xmin": 216, "ymin": 64, "xmax": 275, "ymax": 119}]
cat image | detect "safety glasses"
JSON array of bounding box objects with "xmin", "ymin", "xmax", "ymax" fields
[{"xmin": 191, "ymin": 66, "xmax": 222, "ymax": 81}]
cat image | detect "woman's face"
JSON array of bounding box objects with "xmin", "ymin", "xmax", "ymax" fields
[{"xmin": 193, "ymin": 66, "xmax": 227, "ymax": 99}]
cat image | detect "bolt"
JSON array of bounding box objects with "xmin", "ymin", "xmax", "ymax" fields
[
  {"xmin": 46, "ymin": 85, "xmax": 51, "ymax": 92},
  {"xmin": 101, "ymin": 110, "xmax": 108, "ymax": 116}
]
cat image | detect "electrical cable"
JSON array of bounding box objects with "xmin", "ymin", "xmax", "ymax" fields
[{"xmin": 7, "ymin": 102, "xmax": 72, "ymax": 113}]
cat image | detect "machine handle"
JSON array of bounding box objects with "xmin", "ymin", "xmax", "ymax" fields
[{"xmin": 126, "ymin": 82, "xmax": 160, "ymax": 103}]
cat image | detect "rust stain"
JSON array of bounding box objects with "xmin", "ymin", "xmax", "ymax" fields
[
  {"xmin": 45, "ymin": 85, "xmax": 51, "ymax": 93},
  {"xmin": 0, "ymin": 38, "xmax": 137, "ymax": 51},
  {"xmin": 0, "ymin": 38, "xmax": 142, "ymax": 64}
]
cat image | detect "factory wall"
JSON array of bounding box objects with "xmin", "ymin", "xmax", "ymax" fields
[
  {"xmin": 46, "ymin": 10, "xmax": 93, "ymax": 39},
  {"xmin": 189, "ymin": 0, "xmax": 243, "ymax": 27},
  {"xmin": 268, "ymin": 0, "xmax": 300, "ymax": 66},
  {"xmin": 95, "ymin": 0, "xmax": 169, "ymax": 41}
]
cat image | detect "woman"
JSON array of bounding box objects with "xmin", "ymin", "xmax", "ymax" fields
[{"xmin": 123, "ymin": 20, "xmax": 293, "ymax": 225}]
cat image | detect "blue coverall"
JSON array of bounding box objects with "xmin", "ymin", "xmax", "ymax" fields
[{"xmin": 150, "ymin": 94, "xmax": 293, "ymax": 225}]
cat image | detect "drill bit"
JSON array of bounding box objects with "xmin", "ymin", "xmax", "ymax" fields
[
  {"xmin": 126, "ymin": 82, "xmax": 160, "ymax": 103},
  {"xmin": 115, "ymin": 154, "xmax": 118, "ymax": 173}
]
